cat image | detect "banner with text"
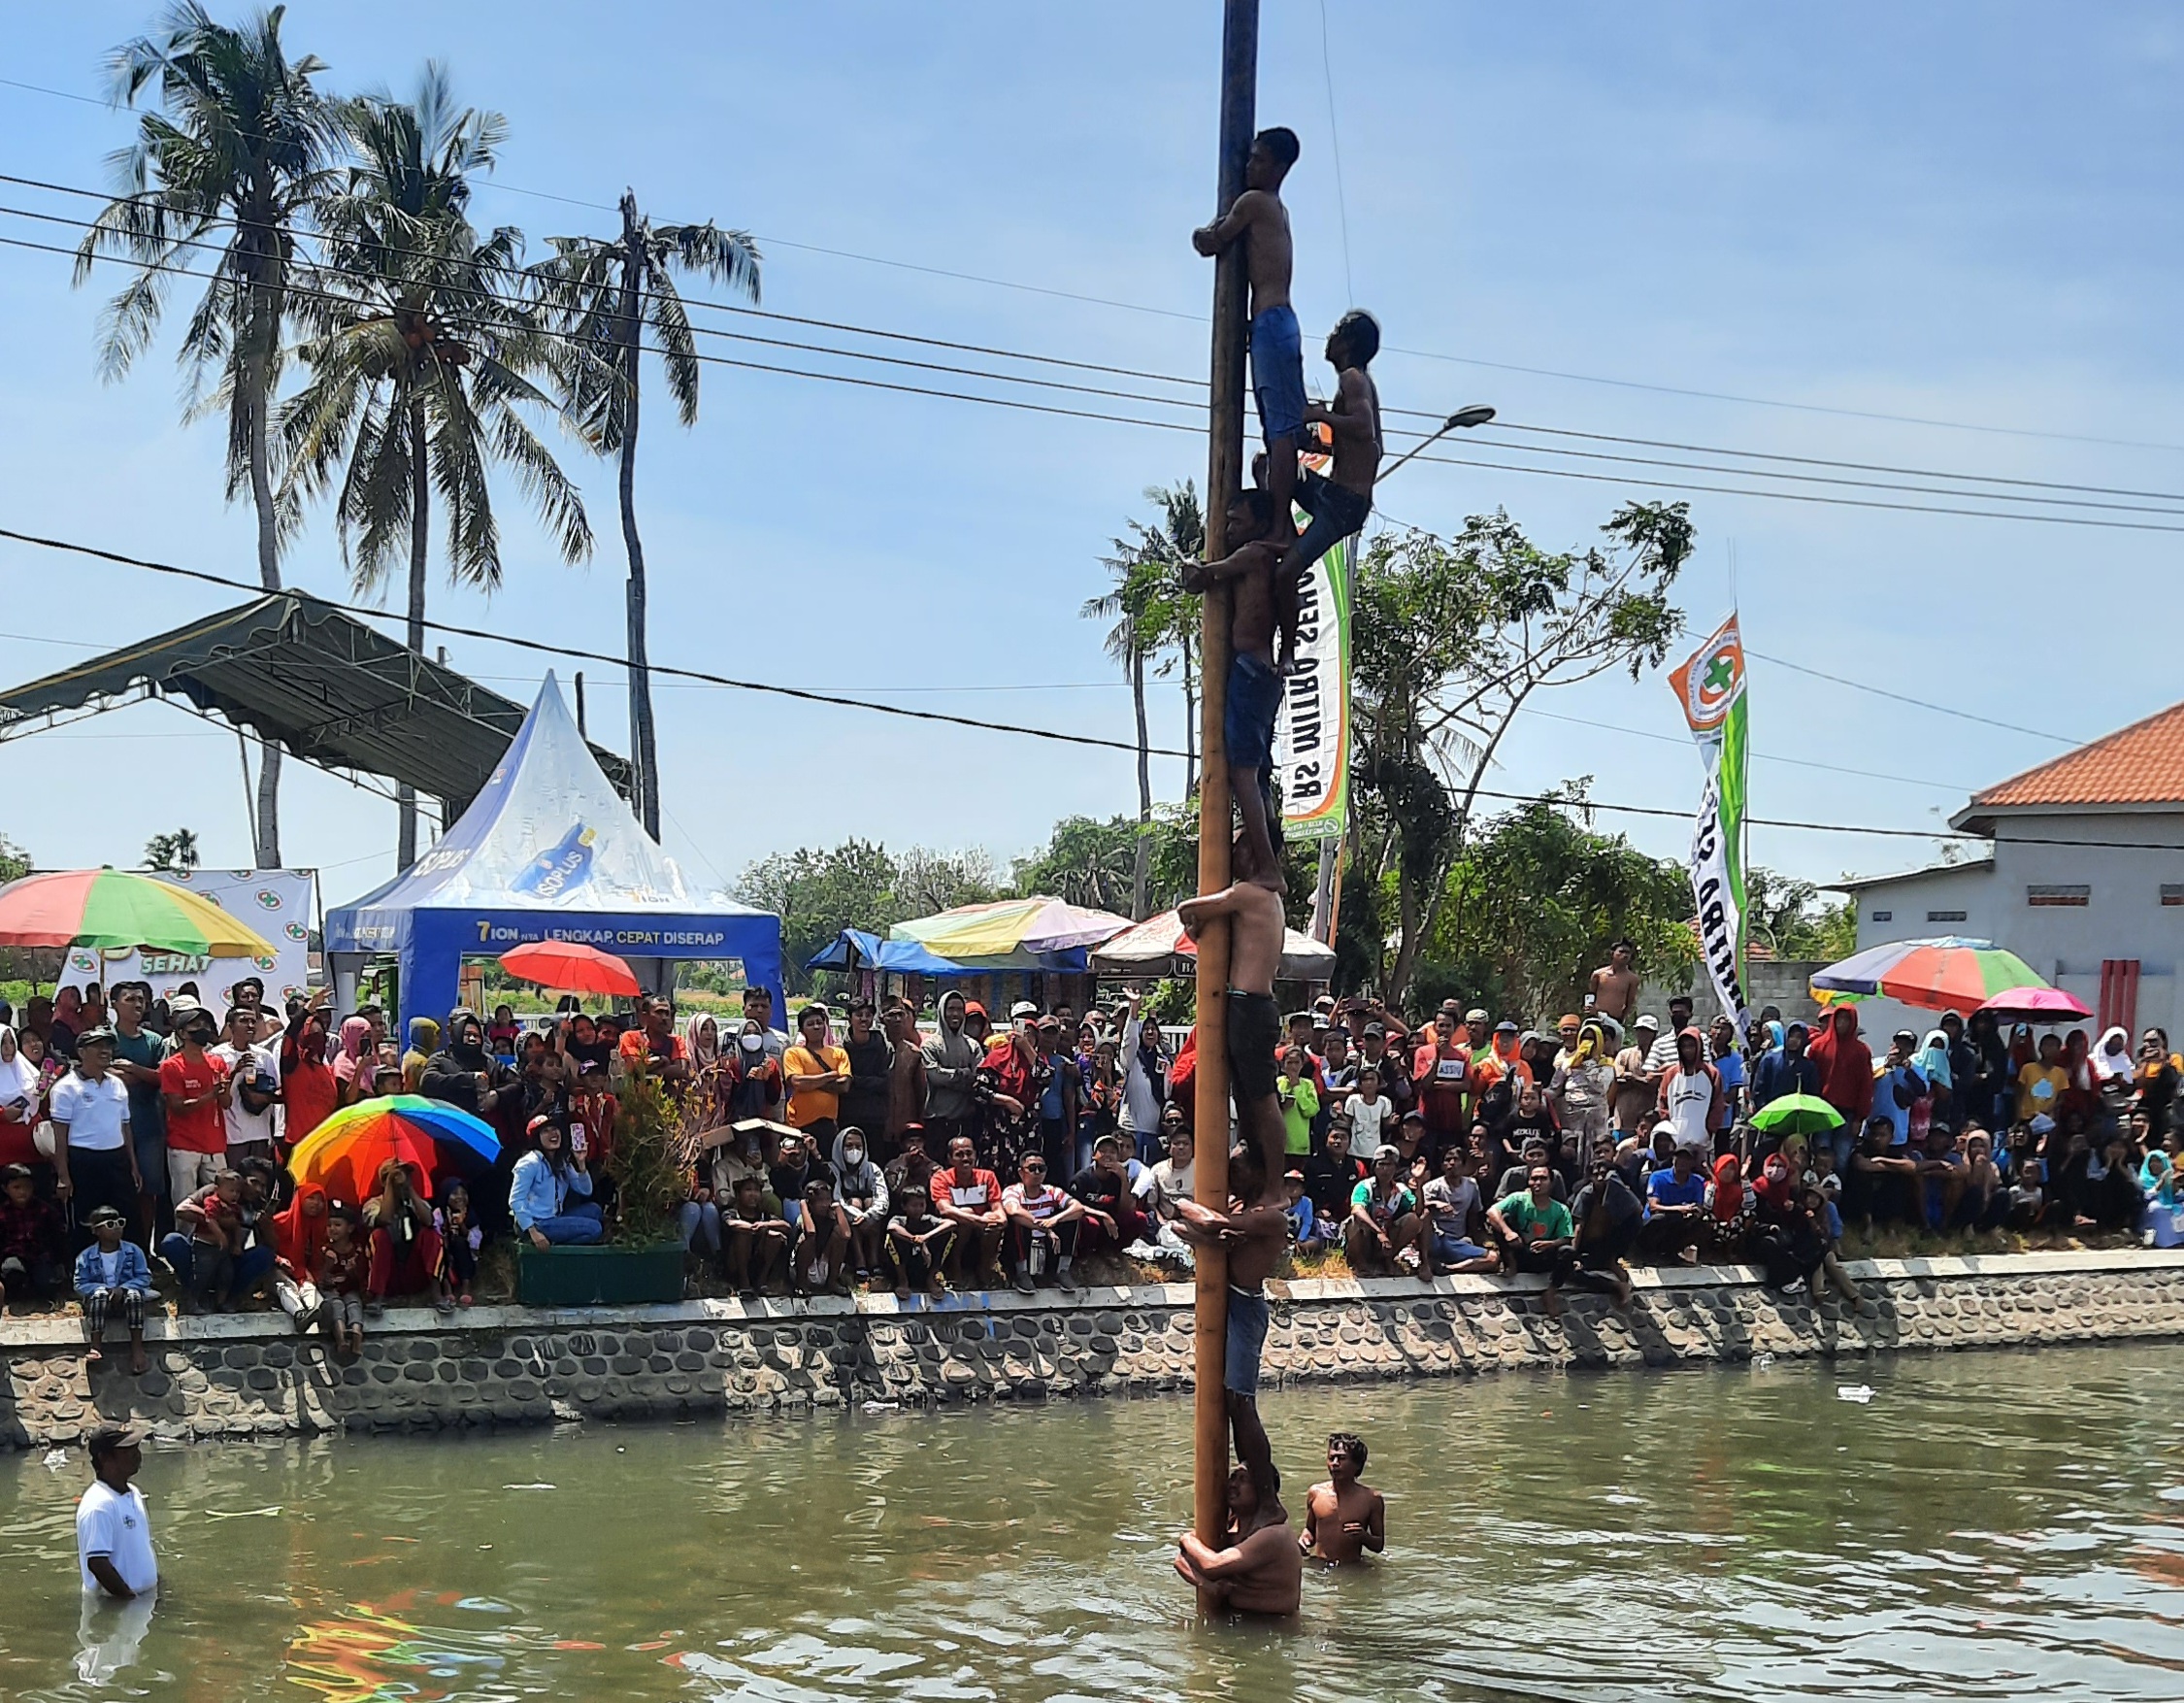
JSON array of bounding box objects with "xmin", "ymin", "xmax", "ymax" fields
[
  {"xmin": 60, "ymin": 868, "xmax": 316, "ymax": 1005},
  {"xmin": 1669, "ymin": 615, "xmax": 1749, "ymax": 1032},
  {"xmin": 1278, "ymin": 529, "xmax": 1353, "ymax": 844}
]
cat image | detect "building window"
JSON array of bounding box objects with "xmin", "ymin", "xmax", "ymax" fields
[
  {"xmin": 2028, "ymin": 885, "xmax": 2090, "ymax": 908},
  {"xmin": 2163, "ymin": 885, "xmax": 2184, "ymax": 907},
  {"xmin": 1927, "ymin": 910, "xmax": 1968, "ymax": 923},
  {"xmin": 1870, "ymin": 910, "xmax": 1892, "ymax": 922}
]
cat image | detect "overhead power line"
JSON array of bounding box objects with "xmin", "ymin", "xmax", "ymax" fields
[{"xmin": 5, "ymin": 518, "xmax": 2177, "ymax": 856}]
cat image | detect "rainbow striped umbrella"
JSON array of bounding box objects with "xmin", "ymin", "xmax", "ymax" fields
[
  {"xmin": 1809, "ymin": 936, "xmax": 2048, "ymax": 1013},
  {"xmin": 0, "ymin": 867, "xmax": 278, "ymax": 956},
  {"xmin": 287, "ymin": 1096, "xmax": 501, "ymax": 1204}
]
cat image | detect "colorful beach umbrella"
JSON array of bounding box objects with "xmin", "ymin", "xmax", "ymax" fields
[
  {"xmin": 890, "ymin": 895, "xmax": 1132, "ymax": 960},
  {"xmin": 1749, "ymin": 1093, "xmax": 1845, "ymax": 1138},
  {"xmin": 1809, "ymin": 936, "xmax": 2048, "ymax": 1013},
  {"xmin": 499, "ymin": 940, "xmax": 642, "ymax": 996},
  {"xmin": 287, "ymin": 1096, "xmax": 501, "ymax": 1205},
  {"xmin": 1976, "ymin": 985, "xmax": 2093, "ymax": 1022},
  {"xmin": 0, "ymin": 867, "xmax": 279, "ymax": 956}
]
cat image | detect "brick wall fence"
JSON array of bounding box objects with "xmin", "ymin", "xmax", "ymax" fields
[{"xmin": 4, "ymin": 1249, "xmax": 2179, "ymax": 1449}]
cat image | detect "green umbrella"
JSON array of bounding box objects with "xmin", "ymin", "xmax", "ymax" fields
[{"xmin": 1749, "ymin": 1093, "xmax": 1845, "ymax": 1137}]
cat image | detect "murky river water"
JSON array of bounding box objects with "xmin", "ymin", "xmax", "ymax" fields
[{"xmin": 5, "ymin": 1344, "xmax": 2184, "ymax": 1700}]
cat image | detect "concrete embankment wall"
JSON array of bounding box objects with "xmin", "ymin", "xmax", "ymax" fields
[{"xmin": 5, "ymin": 1250, "xmax": 2179, "ymax": 1448}]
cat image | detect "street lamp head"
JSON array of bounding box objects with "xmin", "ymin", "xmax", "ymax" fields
[{"xmin": 1445, "ymin": 404, "xmax": 1496, "ymax": 431}]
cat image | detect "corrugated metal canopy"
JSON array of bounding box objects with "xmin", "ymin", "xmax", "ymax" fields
[{"xmin": 0, "ymin": 591, "xmax": 632, "ymax": 817}]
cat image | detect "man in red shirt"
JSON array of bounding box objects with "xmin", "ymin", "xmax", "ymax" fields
[
  {"xmin": 931, "ymin": 1133, "xmax": 1005, "ymax": 1288},
  {"xmin": 157, "ymin": 1004, "xmax": 228, "ymax": 1206},
  {"xmin": 1411, "ymin": 1010, "xmax": 1470, "ymax": 1152}
]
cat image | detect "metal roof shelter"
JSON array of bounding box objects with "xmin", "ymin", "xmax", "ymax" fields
[{"xmin": 0, "ymin": 591, "xmax": 633, "ymax": 818}]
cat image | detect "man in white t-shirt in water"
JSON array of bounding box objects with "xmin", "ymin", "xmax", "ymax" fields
[
  {"xmin": 1656, "ymin": 1028, "xmax": 1723, "ymax": 1160},
  {"xmin": 77, "ymin": 1422, "xmax": 156, "ymax": 1602}
]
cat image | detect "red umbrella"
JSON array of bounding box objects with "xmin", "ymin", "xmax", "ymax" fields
[
  {"xmin": 1977, "ymin": 985, "xmax": 2093, "ymax": 1021},
  {"xmin": 498, "ymin": 941, "xmax": 642, "ymax": 997}
]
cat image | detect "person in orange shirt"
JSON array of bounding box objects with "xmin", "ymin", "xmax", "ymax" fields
[
  {"xmin": 784, "ymin": 1004, "xmax": 850, "ymax": 1145},
  {"xmin": 1411, "ymin": 1011, "xmax": 1470, "ymax": 1152}
]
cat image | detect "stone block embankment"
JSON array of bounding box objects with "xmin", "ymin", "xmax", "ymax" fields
[{"xmin": 4, "ymin": 1249, "xmax": 2178, "ymax": 1449}]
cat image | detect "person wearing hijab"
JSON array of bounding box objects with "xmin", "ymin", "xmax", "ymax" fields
[
  {"xmin": 401, "ymin": 1018, "xmax": 441, "ymax": 1095},
  {"xmin": 0, "ymin": 1025, "xmax": 44, "ymax": 1168},
  {"xmin": 1915, "ymin": 1030, "xmax": 1955, "ymax": 1132},
  {"xmin": 683, "ymin": 1013, "xmax": 721, "ymax": 1074},
  {"xmin": 271, "ymin": 1181, "xmax": 331, "ymax": 1332},
  {"xmin": 330, "ymin": 1017, "xmax": 373, "ymax": 1108},
  {"xmin": 280, "ymin": 1014, "xmax": 341, "ymax": 1149},
  {"xmin": 2090, "ymin": 1025, "xmax": 2135, "ymax": 1133},
  {"xmin": 1805, "ymin": 1008, "xmax": 1874, "ymax": 1164},
  {"xmin": 1706, "ymin": 1152, "xmax": 1750, "ymax": 1259},
  {"xmin": 2136, "ymin": 1029, "xmax": 2181, "ymax": 1141}
]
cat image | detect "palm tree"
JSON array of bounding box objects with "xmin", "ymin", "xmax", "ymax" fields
[
  {"xmin": 75, "ymin": 2, "xmax": 336, "ymax": 868},
  {"xmin": 527, "ymin": 195, "xmax": 759, "ymax": 838},
  {"xmin": 281, "ymin": 67, "xmax": 593, "ymax": 865},
  {"xmin": 1126, "ymin": 482, "xmax": 1206, "ymax": 798},
  {"xmin": 1082, "ymin": 538, "xmax": 1168, "ymax": 920}
]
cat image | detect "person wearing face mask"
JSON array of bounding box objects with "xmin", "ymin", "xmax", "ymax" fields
[
  {"xmin": 830, "ymin": 1125, "xmax": 890, "ymax": 1283},
  {"xmin": 724, "ymin": 1021, "xmax": 783, "ymax": 1122}
]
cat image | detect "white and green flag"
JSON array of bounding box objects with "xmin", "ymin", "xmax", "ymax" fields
[{"xmin": 1669, "ymin": 615, "xmax": 1750, "ymax": 1032}]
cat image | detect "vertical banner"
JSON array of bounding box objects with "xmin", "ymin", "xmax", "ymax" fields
[
  {"xmin": 1278, "ymin": 529, "xmax": 1353, "ymax": 846},
  {"xmin": 60, "ymin": 868, "xmax": 317, "ymax": 1005},
  {"xmin": 1668, "ymin": 616, "xmax": 1749, "ymax": 1031}
]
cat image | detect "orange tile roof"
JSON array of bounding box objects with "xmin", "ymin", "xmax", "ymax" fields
[{"xmin": 1970, "ymin": 699, "xmax": 2184, "ymax": 810}]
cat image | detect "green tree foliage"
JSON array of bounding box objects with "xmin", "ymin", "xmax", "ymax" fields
[
  {"xmin": 1347, "ymin": 501, "xmax": 1693, "ymax": 999},
  {"xmin": 0, "ymin": 834, "xmax": 31, "ymax": 885},
  {"xmin": 143, "ymin": 828, "xmax": 202, "ymax": 873},
  {"xmin": 737, "ymin": 840, "xmax": 996, "ymax": 992},
  {"xmin": 1409, "ymin": 788, "xmax": 1699, "ymax": 1022},
  {"xmin": 1745, "ymin": 865, "xmax": 1857, "ymax": 960},
  {"xmin": 1011, "ymin": 816, "xmax": 1141, "ymax": 915}
]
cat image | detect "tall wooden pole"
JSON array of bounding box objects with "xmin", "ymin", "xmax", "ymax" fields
[{"xmin": 1193, "ymin": 0, "xmax": 1257, "ymax": 1612}]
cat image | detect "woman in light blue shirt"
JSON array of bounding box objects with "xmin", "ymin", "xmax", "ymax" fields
[{"xmin": 509, "ymin": 1120, "xmax": 603, "ymax": 1249}]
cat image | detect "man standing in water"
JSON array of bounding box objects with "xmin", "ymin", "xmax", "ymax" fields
[
  {"xmin": 77, "ymin": 1422, "xmax": 156, "ymax": 1602},
  {"xmin": 1175, "ymin": 1465, "xmax": 1304, "ymax": 1617},
  {"xmin": 1300, "ymin": 1431, "xmax": 1385, "ymax": 1563}
]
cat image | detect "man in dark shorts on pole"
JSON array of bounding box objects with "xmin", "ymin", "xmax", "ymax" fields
[
  {"xmin": 1177, "ymin": 830, "xmax": 1291, "ymax": 1199},
  {"xmin": 1279, "ymin": 310, "xmax": 1383, "ymax": 666}
]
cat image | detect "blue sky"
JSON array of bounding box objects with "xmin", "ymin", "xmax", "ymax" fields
[{"xmin": 0, "ymin": 2, "xmax": 2178, "ymax": 915}]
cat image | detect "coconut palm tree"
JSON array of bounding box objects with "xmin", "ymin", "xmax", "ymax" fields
[
  {"xmin": 1082, "ymin": 538, "xmax": 1168, "ymax": 920},
  {"xmin": 74, "ymin": 2, "xmax": 336, "ymax": 868},
  {"xmin": 281, "ymin": 67, "xmax": 593, "ymax": 865},
  {"xmin": 1126, "ymin": 482, "xmax": 1206, "ymax": 799},
  {"xmin": 527, "ymin": 194, "xmax": 759, "ymax": 838}
]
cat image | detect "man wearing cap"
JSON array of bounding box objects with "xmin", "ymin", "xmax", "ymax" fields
[
  {"xmin": 920, "ymin": 990, "xmax": 982, "ymax": 1149},
  {"xmin": 78, "ymin": 1421, "xmax": 156, "ymax": 1602},
  {"xmin": 51, "ymin": 1028, "xmax": 140, "ymax": 1252}
]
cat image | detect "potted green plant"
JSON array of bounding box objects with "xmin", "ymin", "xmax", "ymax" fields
[{"xmin": 514, "ymin": 1051, "xmax": 699, "ymax": 1307}]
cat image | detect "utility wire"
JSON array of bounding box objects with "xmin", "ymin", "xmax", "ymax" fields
[
  {"xmin": 1317, "ymin": 0, "xmax": 1355, "ymax": 304},
  {"xmin": 8, "ymin": 517, "xmax": 2184, "ymax": 856},
  {"xmin": 1742, "ymin": 651, "xmax": 2077, "ymax": 745}
]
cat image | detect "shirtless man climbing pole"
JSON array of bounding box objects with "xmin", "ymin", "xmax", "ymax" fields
[
  {"xmin": 1173, "ymin": 1140, "xmax": 1289, "ymax": 1509},
  {"xmin": 1281, "ymin": 310, "xmax": 1385, "ymax": 662},
  {"xmin": 1177, "ymin": 828, "xmax": 1290, "ymax": 1196},
  {"xmin": 1175, "ymin": 1464, "xmax": 1305, "ymax": 1618},
  {"xmin": 1186, "ymin": 488, "xmax": 1288, "ymax": 898}
]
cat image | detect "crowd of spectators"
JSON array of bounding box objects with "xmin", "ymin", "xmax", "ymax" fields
[{"xmin": 2, "ymin": 967, "xmax": 2178, "ymax": 1370}]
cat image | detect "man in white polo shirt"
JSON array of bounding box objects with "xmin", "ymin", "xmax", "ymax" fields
[
  {"xmin": 78, "ymin": 1421, "xmax": 156, "ymax": 1601},
  {"xmin": 51, "ymin": 1028, "xmax": 139, "ymax": 1250}
]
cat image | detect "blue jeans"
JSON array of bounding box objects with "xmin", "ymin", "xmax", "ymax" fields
[
  {"xmin": 678, "ymin": 1200, "xmax": 720, "ymax": 1254},
  {"xmin": 531, "ymin": 1204, "xmax": 605, "ymax": 1246}
]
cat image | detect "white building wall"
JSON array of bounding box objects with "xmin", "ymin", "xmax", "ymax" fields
[{"xmin": 1848, "ymin": 810, "xmax": 2184, "ymax": 1042}]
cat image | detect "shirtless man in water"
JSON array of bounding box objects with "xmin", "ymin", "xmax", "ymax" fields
[
  {"xmin": 1177, "ymin": 829, "xmax": 1290, "ymax": 1194},
  {"xmin": 1300, "ymin": 1430, "xmax": 1385, "ymax": 1563},
  {"xmin": 1173, "ymin": 1141, "xmax": 1289, "ymax": 1506},
  {"xmin": 1187, "ymin": 488, "xmax": 1288, "ymax": 890},
  {"xmin": 1175, "ymin": 1464, "xmax": 1304, "ymax": 1618}
]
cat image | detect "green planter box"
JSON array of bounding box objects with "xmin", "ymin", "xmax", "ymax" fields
[{"xmin": 514, "ymin": 1241, "xmax": 684, "ymax": 1308}]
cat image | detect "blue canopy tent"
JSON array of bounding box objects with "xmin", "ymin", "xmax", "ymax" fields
[
  {"xmin": 805, "ymin": 928, "xmax": 971, "ymax": 977},
  {"xmin": 325, "ymin": 674, "xmax": 782, "ymax": 1028}
]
